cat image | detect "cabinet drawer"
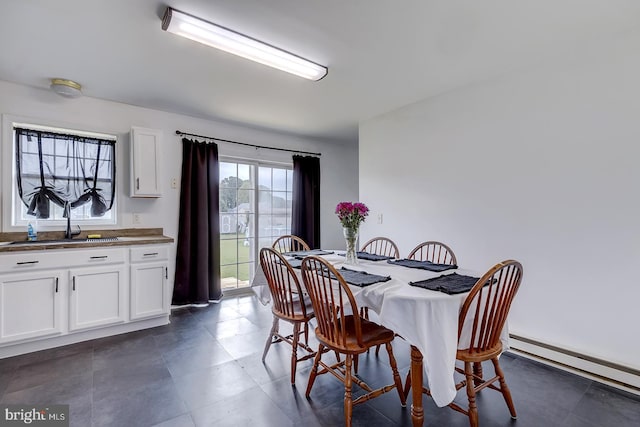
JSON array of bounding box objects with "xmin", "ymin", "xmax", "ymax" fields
[
  {"xmin": 73, "ymin": 248, "xmax": 126, "ymax": 266},
  {"xmin": 0, "ymin": 248, "xmax": 126, "ymax": 273},
  {"xmin": 130, "ymin": 246, "xmax": 169, "ymax": 263}
]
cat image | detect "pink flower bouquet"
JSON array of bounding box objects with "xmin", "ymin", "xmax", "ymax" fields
[{"xmin": 335, "ymin": 202, "xmax": 369, "ymax": 229}]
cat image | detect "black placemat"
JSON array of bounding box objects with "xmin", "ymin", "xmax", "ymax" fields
[
  {"xmin": 387, "ymin": 258, "xmax": 458, "ymax": 272},
  {"xmin": 337, "ymin": 251, "xmax": 395, "ymax": 261},
  {"xmin": 409, "ymin": 273, "xmax": 480, "ymax": 294},
  {"xmin": 333, "ymin": 267, "xmax": 392, "ymax": 287},
  {"xmin": 278, "ymin": 258, "xmax": 303, "ymax": 269},
  {"xmin": 284, "ymin": 249, "xmax": 335, "ymax": 258}
]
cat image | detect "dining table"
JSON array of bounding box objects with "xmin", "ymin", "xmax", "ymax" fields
[{"xmin": 251, "ymin": 249, "xmax": 508, "ymax": 426}]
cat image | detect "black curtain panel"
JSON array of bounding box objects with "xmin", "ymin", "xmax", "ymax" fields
[
  {"xmin": 173, "ymin": 138, "xmax": 222, "ymax": 305},
  {"xmin": 14, "ymin": 127, "xmax": 116, "ymax": 219},
  {"xmin": 291, "ymin": 155, "xmax": 320, "ymax": 248}
]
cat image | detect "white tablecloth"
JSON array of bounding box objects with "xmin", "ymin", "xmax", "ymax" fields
[{"xmin": 251, "ymin": 252, "xmax": 506, "ymax": 407}]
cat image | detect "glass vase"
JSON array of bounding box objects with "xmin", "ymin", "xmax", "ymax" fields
[{"xmin": 343, "ymin": 226, "xmax": 359, "ymax": 265}]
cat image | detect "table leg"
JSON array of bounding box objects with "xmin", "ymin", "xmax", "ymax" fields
[{"xmin": 410, "ymin": 345, "xmax": 424, "ymax": 426}]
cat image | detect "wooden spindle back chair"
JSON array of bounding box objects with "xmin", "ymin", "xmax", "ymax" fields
[
  {"xmin": 405, "ymin": 259, "xmax": 524, "ymax": 427},
  {"xmin": 407, "ymin": 240, "xmax": 457, "ymax": 265},
  {"xmin": 360, "ymin": 236, "xmax": 400, "ymax": 259},
  {"xmin": 272, "ymin": 234, "xmax": 310, "ymax": 254},
  {"xmin": 358, "ymin": 236, "xmax": 400, "ymax": 355},
  {"xmin": 300, "ymin": 256, "xmax": 406, "ymax": 427},
  {"xmin": 259, "ymin": 247, "xmax": 316, "ymax": 384}
]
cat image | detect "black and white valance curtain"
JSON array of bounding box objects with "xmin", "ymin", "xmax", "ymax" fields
[{"xmin": 14, "ymin": 127, "xmax": 116, "ymax": 219}]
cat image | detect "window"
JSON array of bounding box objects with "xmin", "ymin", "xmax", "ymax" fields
[
  {"xmin": 257, "ymin": 166, "xmax": 293, "ymax": 247},
  {"xmin": 219, "ymin": 159, "xmax": 293, "ymax": 290},
  {"xmin": 11, "ymin": 123, "xmax": 117, "ymax": 227}
]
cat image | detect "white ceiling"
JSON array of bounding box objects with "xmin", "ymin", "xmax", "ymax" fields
[{"xmin": 1, "ymin": 0, "xmax": 640, "ymax": 143}]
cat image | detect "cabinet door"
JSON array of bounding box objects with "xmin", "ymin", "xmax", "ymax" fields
[
  {"xmin": 130, "ymin": 262, "xmax": 168, "ymax": 320},
  {"xmin": 69, "ymin": 265, "xmax": 126, "ymax": 331},
  {"xmin": 130, "ymin": 126, "xmax": 162, "ymax": 197},
  {"xmin": 0, "ymin": 271, "xmax": 64, "ymax": 344}
]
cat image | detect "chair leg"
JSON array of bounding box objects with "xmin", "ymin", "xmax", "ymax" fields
[
  {"xmin": 360, "ymin": 306, "xmax": 368, "ymax": 319},
  {"xmin": 354, "ymin": 353, "xmax": 359, "ymax": 374},
  {"xmin": 361, "ymin": 307, "xmax": 370, "ymax": 354},
  {"xmin": 492, "ymin": 357, "xmax": 517, "ymax": 419},
  {"xmin": 344, "ymin": 354, "xmax": 354, "ymax": 427},
  {"xmin": 385, "ymin": 342, "xmax": 407, "ymax": 406},
  {"xmin": 464, "ymin": 361, "xmax": 479, "ymax": 427},
  {"xmin": 473, "ymin": 362, "xmax": 483, "ymax": 388},
  {"xmin": 306, "ymin": 344, "xmax": 324, "ymax": 398},
  {"xmin": 403, "ymin": 368, "xmax": 412, "ymax": 401},
  {"xmin": 303, "ymin": 321, "xmax": 309, "ymax": 346},
  {"xmin": 290, "ymin": 322, "xmax": 300, "ymax": 385},
  {"xmin": 262, "ymin": 316, "xmax": 279, "ymax": 362}
]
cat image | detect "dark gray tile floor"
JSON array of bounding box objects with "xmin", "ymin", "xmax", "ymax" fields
[{"xmin": 0, "ymin": 294, "xmax": 638, "ymax": 426}]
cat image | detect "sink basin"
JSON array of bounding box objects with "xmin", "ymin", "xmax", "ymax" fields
[
  {"xmin": 113, "ymin": 236, "xmax": 151, "ymax": 242},
  {"xmin": 8, "ymin": 237, "xmax": 120, "ymax": 245},
  {"xmin": 9, "ymin": 239, "xmax": 75, "ymax": 245}
]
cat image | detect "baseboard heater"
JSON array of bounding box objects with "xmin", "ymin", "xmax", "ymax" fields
[{"xmin": 508, "ymin": 334, "xmax": 640, "ymax": 394}]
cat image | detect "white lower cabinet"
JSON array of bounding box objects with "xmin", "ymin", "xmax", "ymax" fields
[
  {"xmin": 69, "ymin": 265, "xmax": 126, "ymax": 331},
  {"xmin": 0, "ymin": 243, "xmax": 170, "ymax": 355},
  {"xmin": 130, "ymin": 246, "xmax": 169, "ymax": 320},
  {"xmin": 130, "ymin": 262, "xmax": 167, "ymax": 320},
  {"xmin": 0, "ymin": 270, "xmax": 64, "ymax": 343}
]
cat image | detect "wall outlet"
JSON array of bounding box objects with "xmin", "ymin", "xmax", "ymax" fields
[
  {"xmin": 171, "ymin": 178, "xmax": 178, "ymax": 189},
  {"xmin": 132, "ymin": 213, "xmax": 142, "ymax": 225},
  {"xmin": 377, "ymin": 213, "xmax": 383, "ymax": 224}
]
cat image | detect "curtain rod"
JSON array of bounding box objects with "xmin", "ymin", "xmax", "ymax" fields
[{"xmin": 175, "ymin": 130, "xmax": 321, "ymax": 157}]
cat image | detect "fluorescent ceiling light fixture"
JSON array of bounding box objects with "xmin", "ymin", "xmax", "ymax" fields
[{"xmin": 161, "ymin": 7, "xmax": 327, "ymax": 81}]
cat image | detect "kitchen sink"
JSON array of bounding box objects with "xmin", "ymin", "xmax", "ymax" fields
[
  {"xmin": 9, "ymin": 239, "xmax": 77, "ymax": 245},
  {"xmin": 8, "ymin": 237, "xmax": 120, "ymax": 245}
]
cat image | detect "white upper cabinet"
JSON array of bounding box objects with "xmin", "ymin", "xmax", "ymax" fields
[{"xmin": 130, "ymin": 126, "xmax": 162, "ymax": 198}]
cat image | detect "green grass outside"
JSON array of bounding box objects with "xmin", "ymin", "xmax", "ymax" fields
[{"xmin": 220, "ymin": 236, "xmax": 251, "ymax": 281}]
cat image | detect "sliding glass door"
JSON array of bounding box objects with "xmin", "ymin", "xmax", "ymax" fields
[{"xmin": 219, "ymin": 159, "xmax": 292, "ymax": 290}]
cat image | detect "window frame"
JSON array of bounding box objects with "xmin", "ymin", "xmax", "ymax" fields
[
  {"xmin": 2, "ymin": 114, "xmax": 120, "ymax": 231},
  {"xmin": 219, "ymin": 155, "xmax": 293, "ymax": 291}
]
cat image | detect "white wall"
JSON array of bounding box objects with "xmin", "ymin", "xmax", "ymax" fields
[
  {"xmin": 0, "ymin": 80, "xmax": 358, "ymax": 286},
  {"xmin": 359, "ymin": 31, "xmax": 640, "ymax": 369}
]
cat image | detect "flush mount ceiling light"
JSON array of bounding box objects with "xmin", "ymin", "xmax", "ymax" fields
[
  {"xmin": 161, "ymin": 7, "xmax": 328, "ymax": 81},
  {"xmin": 50, "ymin": 78, "xmax": 83, "ymax": 98}
]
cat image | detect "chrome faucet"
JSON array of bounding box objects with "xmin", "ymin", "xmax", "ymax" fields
[{"xmin": 64, "ymin": 202, "xmax": 82, "ymax": 240}]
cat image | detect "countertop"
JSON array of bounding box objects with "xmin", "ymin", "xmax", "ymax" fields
[{"xmin": 0, "ymin": 228, "xmax": 174, "ymax": 253}]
